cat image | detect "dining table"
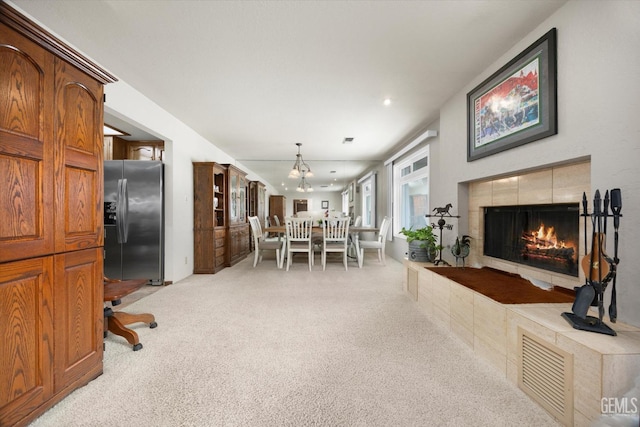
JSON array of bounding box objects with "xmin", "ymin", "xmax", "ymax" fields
[{"xmin": 264, "ymin": 224, "xmax": 380, "ymax": 268}]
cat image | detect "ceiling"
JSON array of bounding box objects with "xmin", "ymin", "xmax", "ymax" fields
[{"xmin": 11, "ymin": 0, "xmax": 566, "ymax": 191}]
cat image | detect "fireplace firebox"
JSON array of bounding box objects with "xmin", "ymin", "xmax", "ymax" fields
[{"xmin": 484, "ymin": 203, "xmax": 580, "ymax": 276}]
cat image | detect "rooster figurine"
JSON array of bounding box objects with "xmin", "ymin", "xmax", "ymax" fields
[{"xmin": 451, "ymin": 235, "xmax": 471, "ymax": 267}]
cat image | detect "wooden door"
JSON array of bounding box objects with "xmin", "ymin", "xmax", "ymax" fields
[
  {"xmin": 0, "ymin": 256, "xmax": 54, "ymax": 427},
  {"xmin": 53, "ymin": 58, "xmax": 104, "ymax": 253},
  {"xmin": 0, "ymin": 22, "xmax": 55, "ymax": 263},
  {"xmin": 53, "ymin": 248, "xmax": 103, "ymax": 391}
]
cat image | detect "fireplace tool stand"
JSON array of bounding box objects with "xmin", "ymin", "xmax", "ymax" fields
[
  {"xmin": 426, "ymin": 204, "xmax": 460, "ymax": 266},
  {"xmin": 562, "ymin": 189, "xmax": 622, "ymax": 336}
]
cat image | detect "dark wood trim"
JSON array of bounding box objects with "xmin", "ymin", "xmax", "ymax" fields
[{"xmin": 0, "ymin": 1, "xmax": 117, "ymax": 84}]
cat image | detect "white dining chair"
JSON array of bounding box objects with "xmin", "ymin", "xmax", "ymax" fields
[
  {"xmin": 321, "ymin": 217, "xmax": 350, "ymax": 271},
  {"xmin": 249, "ymin": 216, "xmax": 284, "ymax": 269},
  {"xmin": 285, "ymin": 217, "xmax": 314, "ymax": 271},
  {"xmin": 354, "ymin": 215, "xmax": 362, "ymax": 227},
  {"xmin": 359, "ymin": 216, "xmax": 392, "ymax": 266}
]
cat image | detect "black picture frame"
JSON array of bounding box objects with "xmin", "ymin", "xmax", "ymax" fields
[
  {"xmin": 321, "ymin": 200, "xmax": 329, "ymax": 209},
  {"xmin": 467, "ymin": 28, "xmax": 557, "ymax": 162}
]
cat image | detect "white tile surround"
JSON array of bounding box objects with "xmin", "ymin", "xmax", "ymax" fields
[
  {"xmin": 403, "ymin": 260, "xmax": 640, "ymax": 426},
  {"xmin": 466, "ymin": 160, "xmax": 592, "ymax": 292}
]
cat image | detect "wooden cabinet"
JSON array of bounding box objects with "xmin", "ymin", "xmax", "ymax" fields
[
  {"xmin": 193, "ymin": 162, "xmax": 227, "ymax": 273},
  {"xmin": 104, "ymin": 137, "xmax": 164, "ymax": 161},
  {"xmin": 103, "ymin": 135, "xmax": 127, "ymax": 160},
  {"xmin": 269, "ymin": 195, "xmax": 287, "ymax": 225},
  {"xmin": 225, "ymin": 165, "xmax": 249, "ymax": 266},
  {"xmin": 248, "ymin": 181, "xmax": 266, "ymax": 251},
  {"xmin": 193, "ymin": 163, "xmax": 249, "ymax": 272},
  {"xmin": 126, "ymin": 141, "xmax": 164, "ymax": 161},
  {"xmin": 0, "ymin": 5, "xmax": 115, "ymax": 426}
]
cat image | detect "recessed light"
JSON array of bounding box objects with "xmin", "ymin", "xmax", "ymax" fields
[{"xmin": 383, "ymin": 98, "xmax": 392, "ymax": 106}]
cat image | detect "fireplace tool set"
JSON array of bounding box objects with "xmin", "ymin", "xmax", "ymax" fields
[
  {"xmin": 426, "ymin": 203, "xmax": 460, "ymax": 266},
  {"xmin": 562, "ymin": 188, "xmax": 622, "ymax": 336}
]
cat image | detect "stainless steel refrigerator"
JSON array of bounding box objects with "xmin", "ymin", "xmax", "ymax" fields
[{"xmin": 104, "ymin": 160, "xmax": 164, "ymax": 285}]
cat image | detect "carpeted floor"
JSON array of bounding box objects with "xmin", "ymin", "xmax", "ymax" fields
[
  {"xmin": 30, "ymin": 254, "xmax": 560, "ymax": 426},
  {"xmin": 425, "ymin": 266, "xmax": 576, "ymax": 304}
]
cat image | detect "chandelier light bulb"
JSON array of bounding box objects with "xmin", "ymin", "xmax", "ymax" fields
[{"xmin": 288, "ymin": 143, "xmax": 312, "ymax": 180}]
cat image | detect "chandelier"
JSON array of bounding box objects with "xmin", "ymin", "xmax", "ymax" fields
[
  {"xmin": 296, "ymin": 171, "xmax": 314, "ymax": 192},
  {"xmin": 288, "ymin": 143, "xmax": 313, "ymax": 179}
]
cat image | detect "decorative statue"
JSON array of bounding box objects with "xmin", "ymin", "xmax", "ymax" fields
[{"xmin": 451, "ymin": 235, "xmax": 471, "ymax": 267}]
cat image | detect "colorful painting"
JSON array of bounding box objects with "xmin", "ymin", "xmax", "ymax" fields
[{"xmin": 467, "ymin": 29, "xmax": 557, "ymax": 161}]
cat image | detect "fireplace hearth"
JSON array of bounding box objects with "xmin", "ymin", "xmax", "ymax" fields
[{"xmin": 484, "ymin": 203, "xmax": 580, "ymax": 276}]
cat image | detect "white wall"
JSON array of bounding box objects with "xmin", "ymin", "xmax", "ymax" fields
[
  {"xmin": 423, "ymin": 0, "xmax": 640, "ymax": 327},
  {"xmin": 275, "ymin": 190, "xmax": 343, "ymax": 219}
]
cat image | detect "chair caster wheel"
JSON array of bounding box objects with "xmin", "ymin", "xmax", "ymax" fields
[
  {"xmin": 133, "ymin": 343, "xmax": 143, "ymax": 351},
  {"xmin": 150, "ymin": 322, "xmax": 158, "ymax": 329}
]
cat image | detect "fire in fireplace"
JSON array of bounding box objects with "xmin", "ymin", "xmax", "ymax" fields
[{"xmin": 484, "ymin": 203, "xmax": 580, "ymax": 276}]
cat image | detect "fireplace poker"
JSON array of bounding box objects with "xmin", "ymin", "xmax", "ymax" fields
[
  {"xmin": 594, "ymin": 190, "xmax": 606, "ymax": 323},
  {"xmin": 582, "ymin": 192, "xmax": 588, "ymax": 282},
  {"xmin": 609, "ymin": 188, "xmax": 622, "ymax": 322}
]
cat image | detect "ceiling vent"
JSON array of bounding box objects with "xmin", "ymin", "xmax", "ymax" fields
[{"xmin": 342, "ymin": 137, "xmax": 354, "ymax": 144}]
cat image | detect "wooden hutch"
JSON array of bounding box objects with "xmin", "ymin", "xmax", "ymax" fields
[
  {"xmin": 193, "ymin": 162, "xmax": 227, "ymax": 273},
  {"xmin": 193, "ymin": 163, "xmax": 249, "ymax": 273},
  {"xmin": 0, "ymin": 4, "xmax": 117, "ymax": 426},
  {"xmin": 225, "ymin": 164, "xmax": 250, "ymax": 266}
]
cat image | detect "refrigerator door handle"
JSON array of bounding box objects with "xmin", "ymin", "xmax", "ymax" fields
[{"xmin": 116, "ymin": 178, "xmax": 130, "ymax": 243}]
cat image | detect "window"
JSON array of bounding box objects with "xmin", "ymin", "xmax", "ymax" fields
[
  {"xmin": 361, "ymin": 180, "xmax": 372, "ymax": 226},
  {"xmin": 393, "ymin": 147, "xmax": 429, "ymax": 236},
  {"xmin": 357, "ymin": 172, "xmax": 376, "ymax": 227}
]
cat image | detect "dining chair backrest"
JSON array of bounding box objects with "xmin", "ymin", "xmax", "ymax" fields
[
  {"xmin": 354, "ymin": 215, "xmax": 362, "ymax": 227},
  {"xmin": 273, "ymin": 215, "xmax": 281, "ymax": 226},
  {"xmin": 377, "ymin": 216, "xmax": 392, "ymax": 242},
  {"xmin": 248, "ymin": 216, "xmax": 263, "ymax": 244},
  {"xmin": 285, "ymin": 217, "xmax": 313, "ymax": 242},
  {"xmin": 323, "ymin": 217, "xmax": 350, "ymax": 243}
]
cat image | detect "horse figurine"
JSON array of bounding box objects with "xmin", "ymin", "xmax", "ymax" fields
[{"xmin": 433, "ymin": 203, "xmax": 453, "ymax": 216}]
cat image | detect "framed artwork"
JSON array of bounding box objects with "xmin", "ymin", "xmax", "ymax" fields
[
  {"xmin": 349, "ymin": 183, "xmax": 354, "ymax": 202},
  {"xmin": 321, "ymin": 200, "xmax": 329, "ymax": 209},
  {"xmin": 467, "ymin": 28, "xmax": 557, "ymax": 162}
]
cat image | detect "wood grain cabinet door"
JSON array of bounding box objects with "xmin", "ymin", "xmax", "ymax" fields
[
  {"xmin": 0, "ymin": 256, "xmax": 54, "ymax": 427},
  {"xmin": 53, "ymin": 248, "xmax": 103, "ymax": 392},
  {"xmin": 0, "ymin": 22, "xmax": 55, "ymax": 263},
  {"xmin": 53, "ymin": 59, "xmax": 104, "ymax": 253}
]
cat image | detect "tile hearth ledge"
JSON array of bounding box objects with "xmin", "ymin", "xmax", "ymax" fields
[{"xmin": 403, "ymin": 260, "xmax": 640, "ymax": 426}]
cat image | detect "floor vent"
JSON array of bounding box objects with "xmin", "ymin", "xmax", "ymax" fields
[{"xmin": 518, "ymin": 328, "xmax": 573, "ymax": 426}]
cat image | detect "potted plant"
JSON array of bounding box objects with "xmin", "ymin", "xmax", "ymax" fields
[{"xmin": 400, "ymin": 225, "xmax": 439, "ymax": 262}]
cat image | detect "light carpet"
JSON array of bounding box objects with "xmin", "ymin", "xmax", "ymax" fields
[{"xmin": 30, "ymin": 254, "xmax": 559, "ymax": 426}]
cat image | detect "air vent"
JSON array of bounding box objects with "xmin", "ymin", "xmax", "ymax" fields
[
  {"xmin": 342, "ymin": 137, "xmax": 354, "ymax": 144},
  {"xmin": 518, "ymin": 328, "xmax": 573, "ymax": 426}
]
